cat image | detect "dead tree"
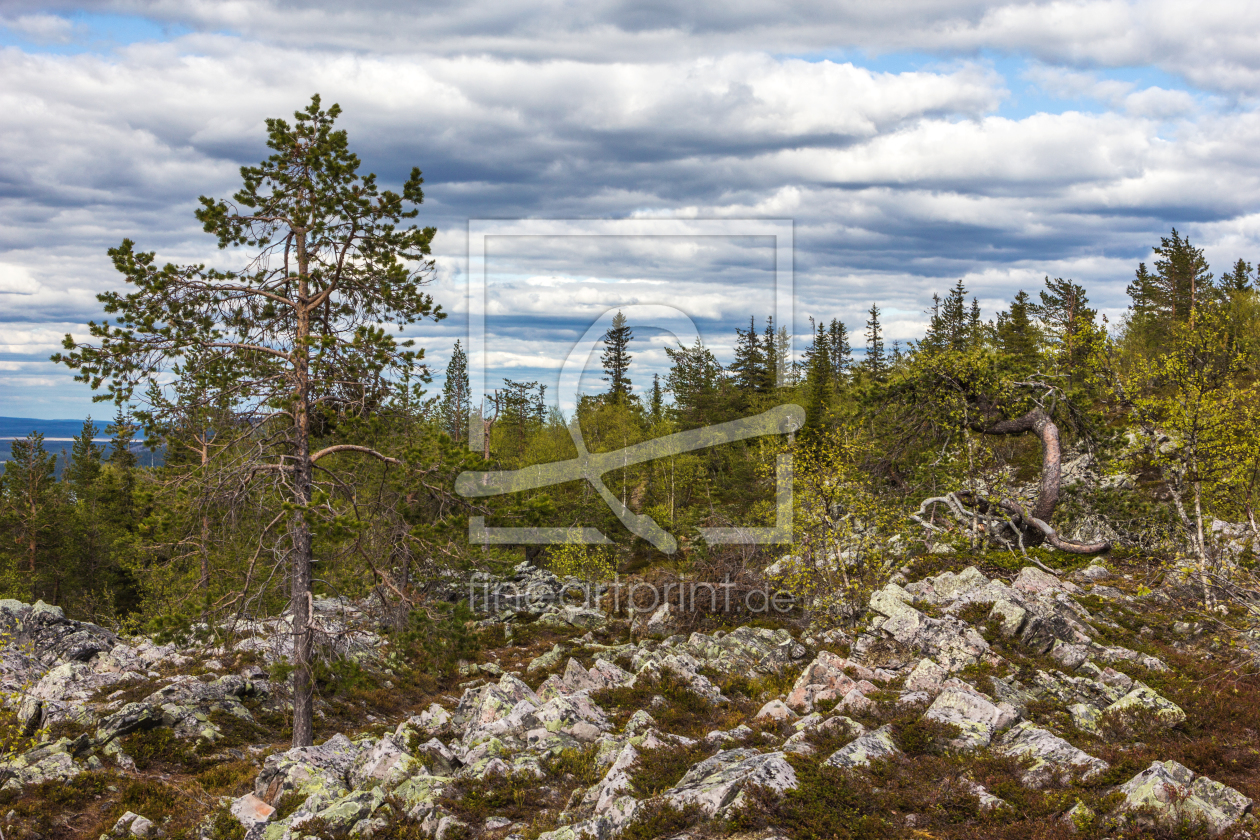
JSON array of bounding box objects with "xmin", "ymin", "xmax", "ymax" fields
[{"xmin": 911, "ymin": 406, "xmax": 1110, "ymax": 562}]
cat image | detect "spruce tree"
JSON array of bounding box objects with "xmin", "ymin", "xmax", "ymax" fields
[
  {"xmin": 1221, "ymin": 259, "xmax": 1254, "ymax": 293},
  {"xmin": 760, "ymin": 317, "xmax": 778, "ymax": 391},
  {"xmin": 65, "ymin": 418, "xmax": 102, "ymax": 499},
  {"xmin": 996, "ymin": 290, "xmax": 1040, "ymax": 371},
  {"xmin": 650, "ymin": 373, "xmax": 663, "ymax": 422},
  {"xmin": 864, "ymin": 304, "xmax": 886, "ymax": 374},
  {"xmin": 1, "ymin": 431, "xmax": 58, "ymax": 577},
  {"xmin": 827, "ymin": 319, "xmax": 852, "ymax": 383},
  {"xmin": 1030, "ymin": 277, "xmax": 1097, "ymax": 378},
  {"xmin": 730, "ymin": 316, "xmax": 766, "ymax": 392},
  {"xmin": 440, "ymin": 340, "xmax": 470, "ymax": 442},
  {"xmin": 601, "ymin": 310, "xmax": 633, "ymax": 400}
]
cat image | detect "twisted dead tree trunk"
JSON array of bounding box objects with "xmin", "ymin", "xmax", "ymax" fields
[{"xmin": 911, "ymin": 408, "xmax": 1110, "ymax": 562}]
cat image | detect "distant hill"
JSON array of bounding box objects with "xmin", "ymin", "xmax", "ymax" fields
[{"xmin": 0, "ymin": 417, "xmax": 162, "ymax": 473}]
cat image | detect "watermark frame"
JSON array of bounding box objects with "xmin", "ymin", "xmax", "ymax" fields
[{"xmin": 463, "ymin": 218, "xmax": 797, "ymax": 552}]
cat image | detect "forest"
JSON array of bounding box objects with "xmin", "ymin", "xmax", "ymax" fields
[{"xmin": 1, "ymin": 97, "xmax": 1258, "ymax": 746}]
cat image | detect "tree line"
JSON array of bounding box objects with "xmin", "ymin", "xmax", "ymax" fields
[{"xmin": 2, "ymin": 95, "xmax": 1257, "ymax": 748}]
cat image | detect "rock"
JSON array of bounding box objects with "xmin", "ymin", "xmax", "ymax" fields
[
  {"xmin": 904, "ymin": 567, "xmax": 989, "ymax": 604},
  {"xmin": 923, "ymin": 679, "xmax": 1019, "ymax": 749},
  {"xmin": 0, "ymin": 739, "xmax": 82, "ymax": 791},
  {"xmin": 645, "ymin": 604, "xmax": 676, "ymax": 635},
  {"xmin": 836, "ymin": 688, "xmax": 873, "ymax": 713},
  {"xmin": 526, "ymin": 644, "xmax": 567, "ymax": 674},
  {"xmin": 230, "ymin": 793, "xmax": 275, "ymax": 828},
  {"xmin": 104, "ymin": 812, "xmax": 153, "ymax": 839},
  {"xmin": 995, "ymin": 722, "xmax": 1108, "ymax": 787},
  {"xmin": 959, "ymin": 778, "xmax": 1006, "ymax": 812},
  {"xmin": 667, "ymin": 748, "xmax": 797, "ymax": 816},
  {"xmin": 255, "ymin": 732, "xmax": 361, "ymax": 807},
  {"xmin": 348, "ymin": 735, "xmax": 419, "ymax": 791},
  {"xmin": 988, "ymin": 600, "xmax": 1028, "ymax": 636},
  {"xmin": 824, "ymin": 725, "xmax": 900, "ymax": 768},
  {"xmin": 786, "ymin": 651, "xmax": 858, "ymax": 713},
  {"xmin": 754, "ymin": 699, "xmax": 796, "ymax": 723},
  {"xmin": 904, "ymin": 658, "xmax": 947, "ymax": 695},
  {"xmin": 1117, "ymin": 760, "xmax": 1253, "ymax": 835},
  {"xmin": 625, "ymin": 710, "xmax": 655, "ymax": 735},
  {"xmin": 1079, "ymin": 565, "xmax": 1111, "ymax": 581},
  {"xmin": 1104, "ymin": 683, "xmax": 1186, "ymax": 728},
  {"xmin": 538, "ymin": 606, "xmax": 607, "ymax": 631},
  {"xmin": 1012, "ymin": 567, "xmax": 1079, "ymax": 596}
]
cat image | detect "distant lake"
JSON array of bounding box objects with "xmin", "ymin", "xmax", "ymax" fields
[{"xmin": 0, "ymin": 417, "xmax": 164, "ymax": 474}]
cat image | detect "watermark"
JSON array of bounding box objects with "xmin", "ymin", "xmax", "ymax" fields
[
  {"xmin": 468, "ymin": 575, "xmax": 797, "ymax": 615},
  {"xmin": 458, "ymin": 219, "xmax": 801, "ymax": 553}
]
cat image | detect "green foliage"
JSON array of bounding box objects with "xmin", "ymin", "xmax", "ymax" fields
[
  {"xmin": 388, "ymin": 601, "xmax": 484, "ymax": 685},
  {"xmin": 628, "ymin": 741, "xmax": 714, "ymax": 796}
]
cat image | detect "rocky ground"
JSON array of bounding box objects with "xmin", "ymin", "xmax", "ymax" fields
[{"xmin": 1, "ymin": 555, "xmax": 1259, "ymax": 840}]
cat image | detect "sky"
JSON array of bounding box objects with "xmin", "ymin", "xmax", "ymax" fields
[{"xmin": 3, "ymin": 1, "xmax": 1260, "ymax": 418}]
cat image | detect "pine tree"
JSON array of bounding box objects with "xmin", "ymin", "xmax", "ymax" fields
[
  {"xmin": 1127, "ymin": 228, "xmax": 1213, "ymax": 332},
  {"xmin": 1030, "ymin": 277, "xmax": 1097, "ymax": 379},
  {"xmin": 55, "ymin": 96, "xmax": 447, "ymax": 746},
  {"xmin": 864, "ymin": 304, "xmax": 886, "ymax": 374},
  {"xmin": 601, "ymin": 310, "xmax": 633, "ymax": 400},
  {"xmin": 996, "ymin": 290, "xmax": 1040, "ymax": 371},
  {"xmin": 440, "ymin": 340, "xmax": 470, "ymax": 442}
]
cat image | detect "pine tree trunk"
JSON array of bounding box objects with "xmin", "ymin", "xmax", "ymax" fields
[{"xmin": 290, "ymin": 242, "xmax": 316, "ymax": 749}]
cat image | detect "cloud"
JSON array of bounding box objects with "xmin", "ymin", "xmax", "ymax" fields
[{"xmin": 1, "ymin": 6, "xmax": 1260, "ymax": 416}]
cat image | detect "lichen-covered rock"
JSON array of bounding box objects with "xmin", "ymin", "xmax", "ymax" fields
[
  {"xmin": 1104, "ymin": 683, "xmax": 1185, "ymax": 727},
  {"xmin": 255, "ymin": 732, "xmax": 361, "ymax": 807},
  {"xmin": 995, "ymin": 722, "xmax": 1108, "ymax": 787},
  {"xmin": 754, "ymin": 699, "xmax": 795, "ymax": 722},
  {"xmin": 667, "ymin": 748, "xmax": 797, "ymax": 816},
  {"xmin": 824, "ymin": 724, "xmax": 900, "ymax": 768},
  {"xmin": 904, "ymin": 658, "xmax": 947, "ymax": 695},
  {"xmin": 1117, "ymin": 760, "xmax": 1253, "ymax": 836},
  {"xmin": 0, "ymin": 739, "xmax": 81, "ymax": 791},
  {"xmin": 923, "ymin": 679, "xmax": 1019, "ymax": 749},
  {"xmin": 786, "ymin": 651, "xmax": 859, "ymax": 713},
  {"xmin": 230, "ymin": 793, "xmax": 275, "ymax": 829}
]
